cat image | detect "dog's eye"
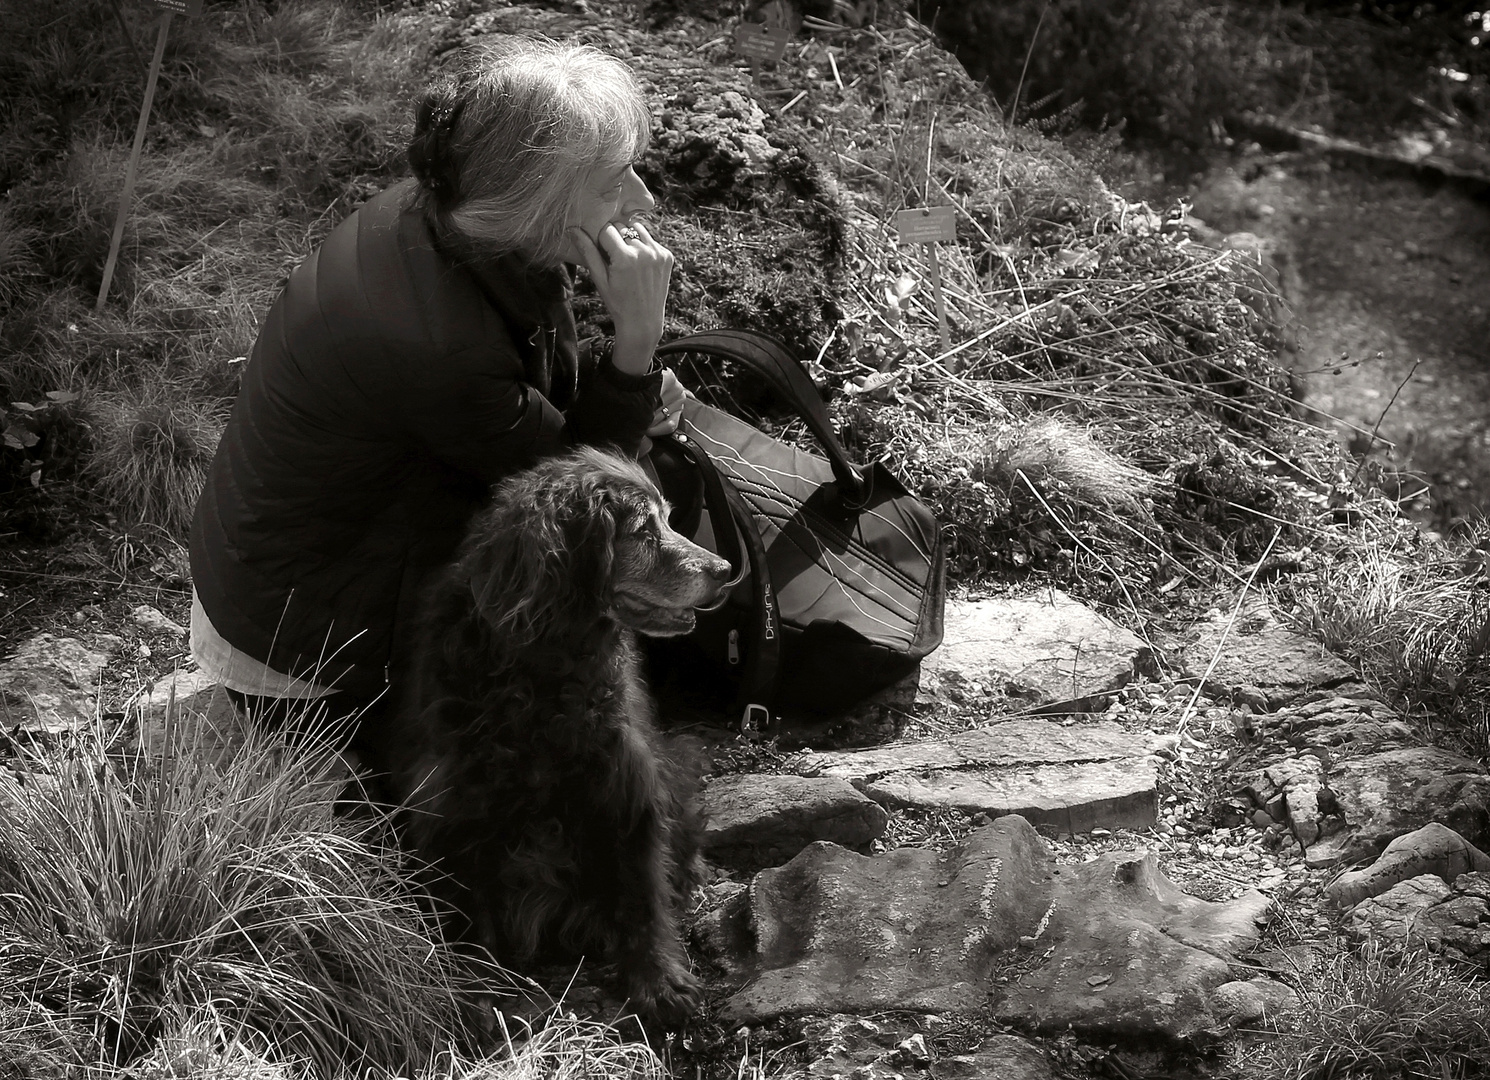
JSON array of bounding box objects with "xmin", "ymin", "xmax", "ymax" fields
[{"xmin": 623, "ymin": 516, "xmax": 660, "ymax": 546}]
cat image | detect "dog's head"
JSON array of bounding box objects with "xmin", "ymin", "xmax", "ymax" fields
[{"xmin": 464, "ymin": 447, "xmax": 732, "ymax": 644}]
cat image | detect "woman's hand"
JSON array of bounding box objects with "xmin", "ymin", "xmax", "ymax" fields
[
  {"xmin": 636, "ymin": 369, "xmax": 688, "ymax": 459},
  {"xmin": 568, "ymin": 221, "xmax": 673, "ymax": 376},
  {"xmin": 646, "ymin": 368, "xmax": 687, "ymax": 437}
]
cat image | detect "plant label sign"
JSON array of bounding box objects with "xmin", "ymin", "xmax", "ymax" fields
[
  {"xmin": 147, "ymin": 0, "xmax": 203, "ymax": 14},
  {"xmin": 893, "ymin": 207, "xmax": 958, "ymax": 359},
  {"xmin": 733, "ymin": 23, "xmax": 791, "ymax": 64},
  {"xmin": 894, "ymin": 206, "xmax": 957, "ymax": 244}
]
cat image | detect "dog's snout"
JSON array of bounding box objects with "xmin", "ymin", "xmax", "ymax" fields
[
  {"xmin": 701, "ymin": 551, "xmax": 731, "ymax": 585},
  {"xmin": 693, "ymin": 548, "xmax": 732, "ymax": 602}
]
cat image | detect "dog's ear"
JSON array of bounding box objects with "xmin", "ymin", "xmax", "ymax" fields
[
  {"xmin": 559, "ymin": 480, "xmax": 621, "ymax": 611},
  {"xmin": 464, "ymin": 458, "xmax": 623, "ymax": 644}
]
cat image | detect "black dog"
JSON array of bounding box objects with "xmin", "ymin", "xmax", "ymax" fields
[{"xmin": 389, "ymin": 447, "xmax": 731, "ymax": 1023}]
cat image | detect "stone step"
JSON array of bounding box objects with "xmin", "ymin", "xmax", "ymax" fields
[
  {"xmin": 696, "ymin": 815, "xmax": 1271, "ymax": 1040},
  {"xmin": 700, "ymin": 774, "xmax": 888, "ymax": 871},
  {"xmin": 921, "ymin": 591, "xmax": 1148, "ymax": 711},
  {"xmin": 864, "ymin": 758, "xmax": 1157, "ymax": 835},
  {"xmin": 797, "ymin": 718, "xmax": 1158, "ymax": 836}
]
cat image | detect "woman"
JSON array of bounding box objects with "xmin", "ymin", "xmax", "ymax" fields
[{"xmin": 188, "ymin": 37, "xmax": 686, "ymax": 772}]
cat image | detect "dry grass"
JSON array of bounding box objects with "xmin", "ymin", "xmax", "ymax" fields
[
  {"xmin": 720, "ymin": 12, "xmax": 1337, "ymax": 602},
  {"xmin": 0, "ymin": 0, "xmax": 427, "ymax": 533},
  {"xmin": 434, "ymin": 1014, "xmax": 669, "ymax": 1080},
  {"xmin": 0, "ymin": 711, "xmax": 470, "ymax": 1076},
  {"xmin": 1285, "ymin": 513, "xmax": 1490, "ymax": 758},
  {"xmin": 1244, "ymin": 939, "xmax": 1490, "ymax": 1080},
  {"xmin": 83, "ymin": 381, "xmax": 227, "ymax": 536}
]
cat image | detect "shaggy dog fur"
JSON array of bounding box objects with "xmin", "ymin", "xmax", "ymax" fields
[{"xmin": 388, "ymin": 447, "xmax": 731, "ymax": 1024}]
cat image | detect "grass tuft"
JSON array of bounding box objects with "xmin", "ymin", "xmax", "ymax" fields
[
  {"xmin": 1249, "ymin": 939, "xmax": 1490, "ymax": 1080},
  {"xmin": 1286, "ymin": 513, "xmax": 1490, "ymax": 758},
  {"xmin": 988, "ymin": 414, "xmax": 1156, "ymax": 517},
  {"xmin": 0, "ymin": 711, "xmax": 471, "ymax": 1076},
  {"xmin": 82, "ymin": 382, "xmax": 227, "ymax": 534},
  {"xmin": 434, "ymin": 1012, "xmax": 668, "ymax": 1080}
]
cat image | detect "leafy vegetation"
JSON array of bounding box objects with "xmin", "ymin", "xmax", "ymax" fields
[{"xmin": 927, "ymin": 0, "xmax": 1490, "ymax": 153}]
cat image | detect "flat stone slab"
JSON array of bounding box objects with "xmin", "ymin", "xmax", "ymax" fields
[
  {"xmin": 1183, "ymin": 624, "xmax": 1356, "ymax": 709},
  {"xmin": 799, "ymin": 1017, "xmax": 1053, "ymax": 1080},
  {"xmin": 797, "ymin": 718, "xmax": 1157, "ymax": 835},
  {"xmin": 994, "ymin": 850, "xmax": 1269, "ymax": 1042},
  {"xmin": 701, "ymin": 774, "xmax": 888, "ymax": 871},
  {"xmin": 921, "ymin": 591, "xmax": 1146, "ymax": 709},
  {"xmin": 697, "ymin": 816, "xmax": 1268, "ymax": 1042},
  {"xmin": 864, "ymin": 759, "xmax": 1157, "ymax": 835},
  {"xmin": 0, "ymin": 633, "xmax": 121, "ymax": 735},
  {"xmin": 1260, "ymin": 695, "xmax": 1415, "ymax": 757},
  {"xmin": 932, "ymin": 1037, "xmax": 1054, "ymax": 1080}
]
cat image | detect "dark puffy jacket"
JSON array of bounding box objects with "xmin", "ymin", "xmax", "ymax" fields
[{"xmin": 190, "ymin": 180, "xmax": 662, "ymax": 695}]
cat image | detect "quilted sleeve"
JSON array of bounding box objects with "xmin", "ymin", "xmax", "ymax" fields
[{"xmin": 566, "ymin": 350, "xmax": 664, "ymax": 457}]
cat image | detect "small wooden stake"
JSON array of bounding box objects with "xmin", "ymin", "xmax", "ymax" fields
[
  {"xmin": 926, "ymin": 243, "xmax": 951, "ymax": 356},
  {"xmin": 96, "ymin": 11, "xmax": 173, "ymax": 311}
]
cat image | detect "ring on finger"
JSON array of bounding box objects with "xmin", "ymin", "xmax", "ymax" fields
[{"xmin": 619, "ymin": 226, "xmax": 641, "ymax": 241}]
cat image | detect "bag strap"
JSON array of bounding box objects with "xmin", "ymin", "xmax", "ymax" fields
[
  {"xmin": 717, "ymin": 470, "xmax": 780, "ymax": 734},
  {"xmin": 654, "ymin": 428, "xmax": 747, "ymax": 594},
  {"xmin": 655, "ymin": 425, "xmax": 780, "ymax": 734},
  {"xmin": 655, "ymin": 328, "xmax": 870, "ymax": 507}
]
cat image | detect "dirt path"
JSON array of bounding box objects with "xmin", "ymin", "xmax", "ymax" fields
[{"xmin": 1188, "ymin": 154, "xmax": 1490, "ymax": 530}]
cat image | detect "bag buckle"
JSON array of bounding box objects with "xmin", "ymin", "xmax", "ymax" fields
[{"xmin": 740, "ymin": 702, "xmax": 770, "ymax": 737}]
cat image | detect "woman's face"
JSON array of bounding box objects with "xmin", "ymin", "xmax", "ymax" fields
[{"xmin": 569, "ymin": 161, "xmax": 655, "ymax": 243}]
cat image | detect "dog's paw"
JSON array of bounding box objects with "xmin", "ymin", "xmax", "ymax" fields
[{"xmin": 627, "ymin": 960, "xmax": 702, "ymax": 1028}]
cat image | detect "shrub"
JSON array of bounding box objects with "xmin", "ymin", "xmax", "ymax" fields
[{"xmin": 924, "ymin": 0, "xmax": 1241, "ymax": 145}]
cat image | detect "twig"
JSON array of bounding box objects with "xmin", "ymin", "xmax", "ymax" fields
[
  {"xmin": 1007, "ymin": 0, "xmax": 1052, "ymax": 125},
  {"xmin": 1, "ymin": 597, "xmax": 36, "ymax": 623},
  {"xmin": 1348, "ymin": 357, "xmax": 1422, "ymax": 486},
  {"xmin": 1174, "ymin": 526, "xmax": 1282, "ymax": 738},
  {"xmin": 923, "ymin": 298, "xmax": 1057, "ymax": 368},
  {"xmin": 1088, "ymin": 504, "xmax": 1246, "ymax": 587}
]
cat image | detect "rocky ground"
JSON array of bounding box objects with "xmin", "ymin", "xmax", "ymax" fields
[{"xmin": 4, "ymin": 580, "xmax": 1487, "ymax": 1078}]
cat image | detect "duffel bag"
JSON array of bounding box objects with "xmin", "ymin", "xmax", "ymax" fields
[{"xmin": 647, "ymin": 328, "xmax": 946, "ymax": 734}]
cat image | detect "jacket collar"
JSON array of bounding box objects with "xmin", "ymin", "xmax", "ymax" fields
[{"xmin": 426, "ymin": 215, "xmax": 571, "ymax": 330}]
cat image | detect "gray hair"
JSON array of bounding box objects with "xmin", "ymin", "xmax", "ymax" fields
[{"xmin": 407, "ymin": 37, "xmax": 651, "ymax": 267}]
